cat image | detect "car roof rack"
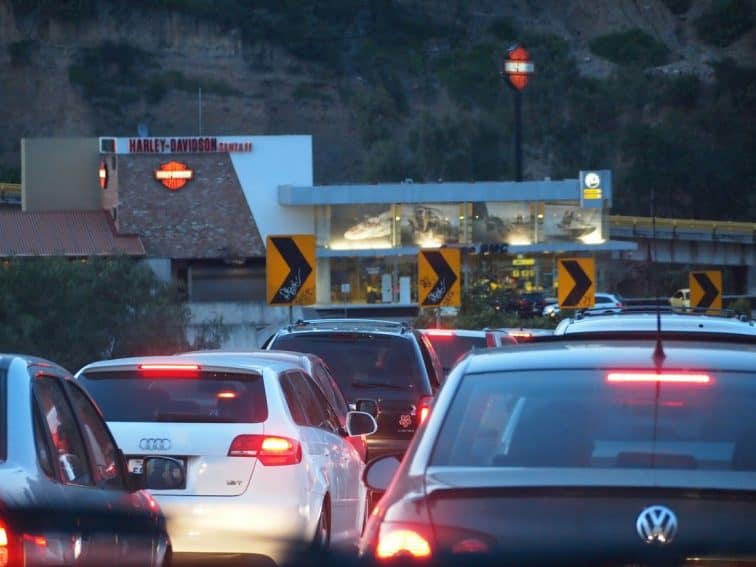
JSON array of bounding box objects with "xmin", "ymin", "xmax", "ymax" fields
[
  {"xmin": 288, "ymin": 318, "xmax": 411, "ymax": 333},
  {"xmin": 574, "ymin": 305, "xmax": 747, "ymax": 319}
]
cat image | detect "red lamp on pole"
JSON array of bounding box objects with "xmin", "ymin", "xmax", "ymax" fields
[{"xmin": 501, "ymin": 45, "xmax": 534, "ymax": 181}]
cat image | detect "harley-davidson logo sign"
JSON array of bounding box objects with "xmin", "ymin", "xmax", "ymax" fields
[
  {"xmin": 398, "ymin": 414, "xmax": 412, "ymax": 429},
  {"xmin": 154, "ymin": 161, "xmax": 194, "ymax": 191}
]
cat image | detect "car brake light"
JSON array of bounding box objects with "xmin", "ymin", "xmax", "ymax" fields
[
  {"xmin": 508, "ymin": 330, "xmax": 533, "ymax": 339},
  {"xmin": 376, "ymin": 526, "xmax": 432, "ymax": 560},
  {"xmin": 424, "ymin": 329, "xmax": 454, "ymax": 336},
  {"xmin": 217, "ymin": 391, "xmax": 237, "ymax": 399},
  {"xmin": 606, "ymin": 372, "xmax": 711, "ymax": 384},
  {"xmin": 0, "ymin": 519, "xmax": 20, "ymax": 567},
  {"xmin": 138, "ymin": 363, "xmax": 201, "ymax": 378},
  {"xmin": 418, "ymin": 396, "xmax": 432, "ymax": 425},
  {"xmin": 228, "ymin": 434, "xmax": 302, "ymax": 465},
  {"xmin": 452, "ymin": 538, "xmax": 490, "ymax": 554}
]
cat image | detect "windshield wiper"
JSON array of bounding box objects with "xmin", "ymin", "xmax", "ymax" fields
[{"xmin": 351, "ymin": 379, "xmax": 412, "ymax": 391}]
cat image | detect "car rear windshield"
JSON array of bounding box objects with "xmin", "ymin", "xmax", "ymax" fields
[
  {"xmin": 78, "ymin": 370, "xmax": 267, "ymax": 423},
  {"xmin": 431, "ymin": 369, "xmax": 756, "ymax": 472},
  {"xmin": 0, "ymin": 370, "xmax": 6, "ymax": 461},
  {"xmin": 425, "ymin": 334, "xmax": 486, "ymax": 372},
  {"xmin": 270, "ymin": 332, "xmax": 428, "ymax": 400}
]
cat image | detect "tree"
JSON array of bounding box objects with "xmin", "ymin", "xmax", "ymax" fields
[{"xmin": 0, "ymin": 256, "xmax": 225, "ymax": 371}]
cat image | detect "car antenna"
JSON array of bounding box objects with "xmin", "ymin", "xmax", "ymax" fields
[{"xmin": 650, "ymin": 187, "xmax": 665, "ymax": 368}]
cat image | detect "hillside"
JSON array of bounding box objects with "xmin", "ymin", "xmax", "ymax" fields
[{"xmin": 0, "ymin": 0, "xmax": 754, "ymax": 220}]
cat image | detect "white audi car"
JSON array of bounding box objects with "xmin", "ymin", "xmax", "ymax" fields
[{"xmin": 75, "ymin": 353, "xmax": 377, "ymax": 565}]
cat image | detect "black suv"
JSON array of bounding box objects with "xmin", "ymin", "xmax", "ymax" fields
[{"xmin": 264, "ymin": 319, "xmax": 444, "ymax": 461}]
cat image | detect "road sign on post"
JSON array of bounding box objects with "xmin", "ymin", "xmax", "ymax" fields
[
  {"xmin": 418, "ymin": 249, "xmax": 460, "ymax": 307},
  {"xmin": 690, "ymin": 270, "xmax": 722, "ymax": 312},
  {"xmin": 557, "ymin": 258, "xmax": 595, "ymax": 309},
  {"xmin": 266, "ymin": 235, "xmax": 316, "ymax": 305}
]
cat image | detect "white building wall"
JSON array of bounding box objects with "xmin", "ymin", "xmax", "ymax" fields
[{"xmin": 229, "ymin": 135, "xmax": 315, "ymax": 243}]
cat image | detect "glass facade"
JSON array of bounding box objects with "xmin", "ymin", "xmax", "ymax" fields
[{"xmin": 316, "ymin": 200, "xmax": 608, "ymax": 305}]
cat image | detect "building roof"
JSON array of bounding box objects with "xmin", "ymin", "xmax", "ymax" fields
[{"xmin": 0, "ymin": 210, "xmax": 145, "ymax": 257}]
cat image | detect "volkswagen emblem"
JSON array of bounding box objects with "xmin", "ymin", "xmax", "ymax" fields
[
  {"xmin": 139, "ymin": 438, "xmax": 172, "ymax": 451},
  {"xmin": 636, "ymin": 505, "xmax": 678, "ymax": 545}
]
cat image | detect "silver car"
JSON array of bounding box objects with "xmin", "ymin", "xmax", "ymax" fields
[{"xmin": 0, "ymin": 353, "xmax": 179, "ymax": 566}]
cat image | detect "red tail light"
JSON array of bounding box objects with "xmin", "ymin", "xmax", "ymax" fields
[
  {"xmin": 376, "ymin": 525, "xmax": 432, "ymax": 560},
  {"xmin": 418, "ymin": 396, "xmax": 432, "ymax": 425},
  {"xmin": 607, "ymin": 372, "xmax": 711, "ymax": 384},
  {"xmin": 424, "ymin": 329, "xmax": 454, "ymax": 336},
  {"xmin": 228, "ymin": 434, "xmax": 302, "ymax": 466},
  {"xmin": 0, "ymin": 519, "xmax": 20, "ymax": 567}
]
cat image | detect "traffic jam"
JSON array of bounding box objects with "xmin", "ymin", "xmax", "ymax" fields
[{"xmin": 3, "ymin": 296, "xmax": 756, "ymax": 566}]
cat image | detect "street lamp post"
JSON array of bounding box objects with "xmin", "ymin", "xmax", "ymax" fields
[{"xmin": 502, "ymin": 45, "xmax": 534, "ymax": 182}]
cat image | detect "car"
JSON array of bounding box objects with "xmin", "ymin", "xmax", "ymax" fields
[
  {"xmin": 359, "ymin": 335, "xmax": 756, "ymax": 565},
  {"xmin": 264, "ymin": 319, "xmax": 444, "ymax": 462},
  {"xmin": 1, "ymin": 353, "xmax": 177, "ymax": 566},
  {"xmin": 543, "ymin": 292, "xmax": 625, "ymax": 319},
  {"xmin": 554, "ymin": 310, "xmax": 756, "ymax": 339},
  {"xmin": 499, "ymin": 327, "xmax": 555, "ymax": 342},
  {"xmin": 669, "ymin": 288, "xmax": 691, "ymax": 310},
  {"xmin": 75, "ymin": 353, "xmax": 377, "ymax": 565},
  {"xmin": 419, "ymin": 328, "xmax": 517, "ymax": 377},
  {"xmin": 542, "ymin": 301, "xmax": 560, "ymax": 318},
  {"xmin": 583, "ymin": 292, "xmax": 625, "ymax": 314},
  {"xmin": 179, "ymin": 348, "xmax": 371, "ymax": 462},
  {"xmin": 512, "ymin": 291, "xmax": 549, "ymax": 318}
]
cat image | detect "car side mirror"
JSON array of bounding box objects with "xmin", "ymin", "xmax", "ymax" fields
[
  {"xmin": 363, "ymin": 454, "xmax": 402, "ymax": 492},
  {"xmin": 355, "ymin": 398, "xmax": 378, "ymax": 417},
  {"xmin": 346, "ymin": 410, "xmax": 378, "ymax": 437},
  {"xmin": 128, "ymin": 456, "xmax": 186, "ymax": 492}
]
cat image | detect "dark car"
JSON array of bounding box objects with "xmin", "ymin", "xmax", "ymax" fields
[
  {"xmin": 360, "ymin": 333, "xmax": 756, "ymax": 566},
  {"xmin": 265, "ymin": 319, "xmax": 444, "ymax": 461},
  {"xmin": 513, "ymin": 291, "xmax": 548, "ymax": 318},
  {"xmin": 0, "ymin": 353, "xmax": 180, "ymax": 566},
  {"xmin": 419, "ymin": 328, "xmax": 517, "ymax": 376}
]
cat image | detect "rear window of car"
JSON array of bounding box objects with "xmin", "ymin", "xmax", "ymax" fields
[
  {"xmin": 77, "ymin": 370, "xmax": 267, "ymax": 423},
  {"xmin": 0, "ymin": 370, "xmax": 6, "ymax": 461},
  {"xmin": 431, "ymin": 369, "xmax": 756, "ymax": 472},
  {"xmin": 423, "ymin": 334, "xmax": 486, "ymax": 372},
  {"xmin": 270, "ymin": 332, "xmax": 429, "ymax": 400}
]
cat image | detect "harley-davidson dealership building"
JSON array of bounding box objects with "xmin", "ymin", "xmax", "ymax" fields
[{"xmin": 7, "ymin": 134, "xmax": 635, "ymax": 344}]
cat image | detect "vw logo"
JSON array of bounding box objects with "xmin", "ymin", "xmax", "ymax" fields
[
  {"xmin": 636, "ymin": 505, "xmax": 678, "ymax": 545},
  {"xmin": 139, "ymin": 438, "xmax": 172, "ymax": 451}
]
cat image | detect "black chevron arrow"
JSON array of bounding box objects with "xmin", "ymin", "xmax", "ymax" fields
[
  {"xmin": 421, "ymin": 251, "xmax": 457, "ymax": 306},
  {"xmin": 563, "ymin": 260, "xmax": 592, "ymax": 307},
  {"xmin": 270, "ymin": 237, "xmax": 312, "ymax": 304},
  {"xmin": 693, "ymin": 272, "xmax": 719, "ymax": 308}
]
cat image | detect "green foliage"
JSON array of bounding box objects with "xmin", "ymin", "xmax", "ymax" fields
[
  {"xmin": 7, "ymin": 40, "xmax": 37, "ymax": 66},
  {"xmin": 659, "ymin": 73, "xmax": 701, "ymax": 107},
  {"xmin": 10, "ymin": 0, "xmax": 97, "ymax": 21},
  {"xmin": 694, "ymin": 0, "xmax": 754, "ymax": 47},
  {"xmin": 144, "ymin": 71, "xmax": 241, "ymax": 104},
  {"xmin": 292, "ymin": 82, "xmax": 333, "ymax": 103},
  {"xmin": 407, "ymin": 112, "xmax": 511, "ymax": 182},
  {"xmin": 0, "ymin": 257, "xmax": 225, "ymax": 371},
  {"xmin": 488, "ymin": 18, "xmax": 518, "ymax": 41},
  {"xmin": 364, "ymin": 140, "xmax": 419, "ymax": 184},
  {"xmin": 660, "ymin": 0, "xmax": 692, "ymax": 14},
  {"xmin": 68, "ymin": 41, "xmax": 157, "ymax": 108},
  {"xmin": 348, "ymin": 84, "xmax": 404, "ymax": 145},
  {"xmin": 589, "ymin": 28, "xmax": 670, "ymax": 67},
  {"xmin": 436, "ymin": 42, "xmax": 507, "ymax": 110}
]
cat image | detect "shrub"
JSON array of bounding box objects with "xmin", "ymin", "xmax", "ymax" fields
[
  {"xmin": 7, "ymin": 39, "xmax": 36, "ymax": 66},
  {"xmin": 589, "ymin": 28, "xmax": 670, "ymax": 67},
  {"xmin": 694, "ymin": 0, "xmax": 754, "ymax": 47},
  {"xmin": 660, "ymin": 0, "xmax": 692, "ymax": 14}
]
